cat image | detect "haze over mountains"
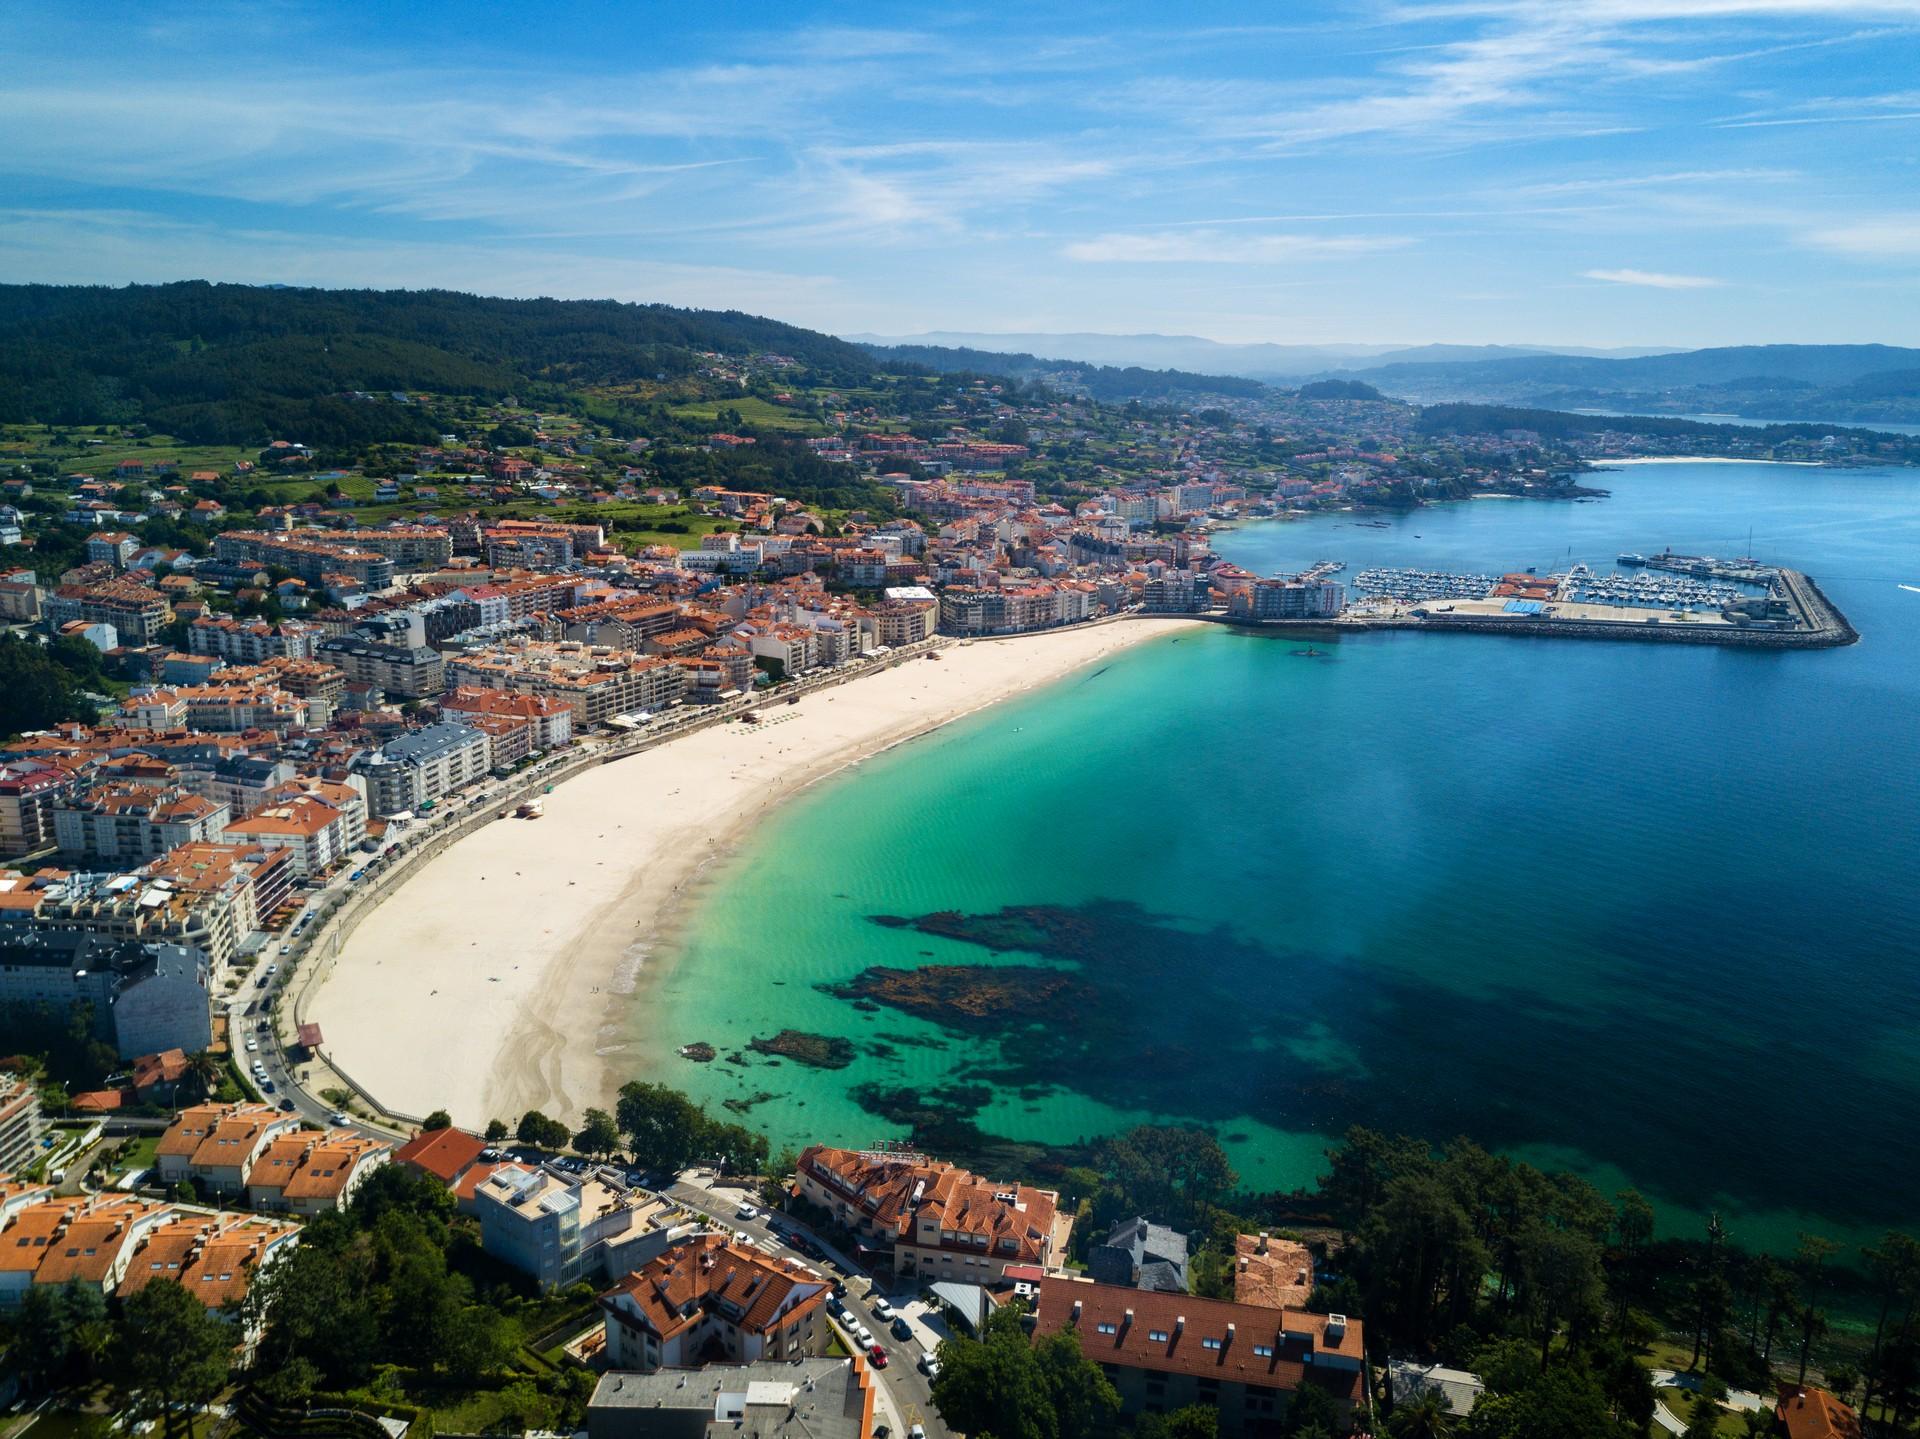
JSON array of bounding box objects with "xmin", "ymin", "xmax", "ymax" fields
[
  {"xmin": 850, "ymin": 332, "xmax": 1920, "ymax": 426},
  {"xmin": 846, "ymin": 331, "xmax": 1672, "ymax": 380}
]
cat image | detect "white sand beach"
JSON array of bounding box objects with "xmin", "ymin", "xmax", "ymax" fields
[{"xmin": 305, "ymin": 617, "xmax": 1201, "ymax": 1129}]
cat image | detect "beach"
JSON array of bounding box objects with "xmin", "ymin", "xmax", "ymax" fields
[{"xmin": 304, "ymin": 616, "xmax": 1200, "ymax": 1130}]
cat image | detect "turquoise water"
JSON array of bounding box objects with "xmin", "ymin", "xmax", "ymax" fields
[{"xmin": 638, "ymin": 461, "xmax": 1920, "ymax": 1253}]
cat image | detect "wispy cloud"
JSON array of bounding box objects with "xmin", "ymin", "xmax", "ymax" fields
[
  {"xmin": 1065, "ymin": 230, "xmax": 1410, "ymax": 263},
  {"xmin": 1803, "ymin": 218, "xmax": 1920, "ymax": 254},
  {"xmin": 1583, "ymin": 267, "xmax": 1726, "ymax": 287}
]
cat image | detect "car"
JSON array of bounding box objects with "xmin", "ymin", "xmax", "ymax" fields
[
  {"xmin": 854, "ymin": 1324, "xmax": 873, "ymax": 1348},
  {"xmin": 245, "ymin": 1040, "xmax": 258, "ymax": 1052},
  {"xmin": 734, "ymin": 1229, "xmax": 753, "ymax": 1245},
  {"xmin": 278, "ymin": 1099, "xmax": 296, "ymax": 1112},
  {"xmin": 329, "ymin": 1111, "xmax": 350, "ymax": 1125},
  {"xmin": 735, "ymin": 1201, "xmax": 758, "ymax": 1221},
  {"xmin": 890, "ymin": 1316, "xmax": 913, "ymax": 1342},
  {"xmin": 909, "ymin": 1426, "xmax": 926, "ymax": 1439},
  {"xmin": 870, "ymin": 1297, "xmax": 894, "ymax": 1321},
  {"xmin": 261, "ymin": 1080, "xmax": 275, "ymax": 1093},
  {"xmin": 916, "ymin": 1353, "xmax": 938, "ymax": 1377},
  {"xmin": 866, "ymin": 1344, "xmax": 888, "ymax": 1368}
]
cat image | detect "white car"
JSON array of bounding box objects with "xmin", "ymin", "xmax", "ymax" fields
[
  {"xmin": 855, "ymin": 1324, "xmax": 874, "ymax": 1348},
  {"xmin": 870, "ymin": 1297, "xmax": 894, "ymax": 1321},
  {"xmin": 329, "ymin": 1111, "xmax": 350, "ymax": 1125},
  {"xmin": 735, "ymin": 1201, "xmax": 758, "ymax": 1221},
  {"xmin": 245, "ymin": 1040, "xmax": 258, "ymax": 1052}
]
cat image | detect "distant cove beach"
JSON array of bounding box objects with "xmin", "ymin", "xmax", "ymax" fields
[{"xmin": 304, "ymin": 616, "xmax": 1201, "ymax": 1130}]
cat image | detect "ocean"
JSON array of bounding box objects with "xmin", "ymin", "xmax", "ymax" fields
[{"xmin": 633, "ymin": 460, "xmax": 1920, "ymax": 1254}]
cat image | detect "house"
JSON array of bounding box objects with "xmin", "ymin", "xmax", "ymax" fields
[
  {"xmin": 1775, "ymin": 1385, "xmax": 1861, "ymax": 1439},
  {"xmin": 1088, "ymin": 1217, "xmax": 1190, "ymax": 1293},
  {"xmin": 599, "ymin": 1234, "xmax": 830, "ymax": 1372},
  {"xmin": 1388, "ymin": 1361, "xmax": 1485, "ymax": 1418},
  {"xmin": 392, "ymin": 1125, "xmax": 489, "ymax": 1188},
  {"xmin": 130, "ymin": 1048, "xmax": 192, "ymax": 1103},
  {"xmin": 796, "ymin": 1144, "xmax": 1068, "ymax": 1282},
  {"xmin": 587, "ymin": 1357, "xmax": 875, "ymax": 1439},
  {"xmin": 1032, "ymin": 1275, "xmax": 1366, "ymax": 1436},
  {"xmin": 1235, "ymin": 1231, "xmax": 1314, "ymax": 1310},
  {"xmin": 244, "ymin": 1128, "xmax": 390, "ymax": 1215},
  {"xmin": 155, "ymin": 1101, "xmax": 298, "ymax": 1194},
  {"xmin": 118, "ymin": 1211, "xmax": 301, "ymax": 1320}
]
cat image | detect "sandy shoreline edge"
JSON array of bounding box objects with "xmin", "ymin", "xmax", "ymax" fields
[{"xmin": 307, "ymin": 616, "xmax": 1202, "ymax": 1130}]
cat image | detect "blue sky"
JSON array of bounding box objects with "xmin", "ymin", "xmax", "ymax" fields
[{"xmin": 2, "ymin": 1, "xmax": 1918, "ymax": 346}]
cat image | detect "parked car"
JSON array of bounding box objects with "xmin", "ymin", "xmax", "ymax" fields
[
  {"xmin": 891, "ymin": 1316, "xmax": 913, "ymax": 1342},
  {"xmin": 855, "ymin": 1324, "xmax": 874, "ymax": 1348},
  {"xmin": 735, "ymin": 1201, "xmax": 758, "ymax": 1221},
  {"xmin": 870, "ymin": 1297, "xmax": 894, "ymax": 1321},
  {"xmin": 245, "ymin": 1040, "xmax": 258, "ymax": 1052},
  {"xmin": 329, "ymin": 1110, "xmax": 350, "ymax": 1125},
  {"xmin": 916, "ymin": 1354, "xmax": 939, "ymax": 1378},
  {"xmin": 867, "ymin": 1344, "xmax": 888, "ymax": 1369},
  {"xmin": 278, "ymin": 1099, "xmax": 296, "ymax": 1112}
]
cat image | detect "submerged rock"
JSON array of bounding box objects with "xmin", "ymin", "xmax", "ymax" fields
[
  {"xmin": 679, "ymin": 1042, "xmax": 717, "ymax": 1062},
  {"xmin": 747, "ymin": 1029, "xmax": 856, "ymax": 1069}
]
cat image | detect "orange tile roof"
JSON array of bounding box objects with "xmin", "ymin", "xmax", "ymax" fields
[
  {"xmin": 394, "ymin": 1126, "xmax": 486, "ymax": 1183},
  {"xmin": 1777, "ymin": 1386, "xmax": 1862, "ymax": 1439},
  {"xmin": 604, "ymin": 1234, "xmax": 827, "ymax": 1341}
]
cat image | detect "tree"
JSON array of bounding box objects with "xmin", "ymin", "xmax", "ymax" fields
[
  {"xmin": 930, "ymin": 1304, "xmax": 1056, "ymax": 1439},
  {"xmin": 616, "ymin": 1081, "xmax": 704, "ymax": 1174},
  {"xmin": 574, "ymin": 1107, "xmax": 620, "ymax": 1158},
  {"xmin": 1387, "ymin": 1388, "xmax": 1454, "ymax": 1439},
  {"xmin": 517, "ymin": 1109, "xmax": 570, "ymax": 1149},
  {"xmin": 1035, "ymin": 1329, "xmax": 1121, "ymax": 1439},
  {"xmin": 1284, "ymin": 1382, "xmax": 1340, "ymax": 1438},
  {"xmin": 1517, "ymin": 1221, "xmax": 1604, "ymax": 1372},
  {"xmin": 1794, "ymin": 1234, "xmax": 1839, "ymax": 1384},
  {"xmin": 1135, "ymin": 1406, "xmax": 1221, "ymax": 1439},
  {"xmin": 112, "ymin": 1280, "xmax": 233, "ymax": 1439},
  {"xmin": 484, "ymin": 1117, "xmax": 509, "ymax": 1141},
  {"xmin": 1681, "ymin": 1393, "xmax": 1721, "ymax": 1439},
  {"xmin": 421, "ymin": 1108, "xmax": 453, "ymax": 1131}
]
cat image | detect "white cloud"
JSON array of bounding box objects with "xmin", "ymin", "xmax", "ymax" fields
[
  {"xmin": 1803, "ymin": 218, "xmax": 1920, "ymax": 254},
  {"xmin": 1065, "ymin": 230, "xmax": 1410, "ymax": 263},
  {"xmin": 1582, "ymin": 267, "xmax": 1726, "ymax": 287}
]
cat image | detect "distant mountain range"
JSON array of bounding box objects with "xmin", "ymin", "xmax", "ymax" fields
[
  {"xmin": 844, "ymin": 331, "xmax": 1670, "ymax": 379},
  {"xmin": 848, "ymin": 331, "xmax": 1920, "ymax": 425}
]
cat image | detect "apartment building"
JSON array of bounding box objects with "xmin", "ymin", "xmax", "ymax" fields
[
  {"xmin": 1032, "ymin": 1276, "xmax": 1366, "ymax": 1436},
  {"xmin": 187, "ymin": 615, "xmax": 322, "ymax": 663},
  {"xmin": 0, "ymin": 761, "xmax": 77, "ymax": 859},
  {"xmin": 599, "ymin": 1234, "xmax": 831, "ymax": 1372},
  {"xmin": 0, "ymin": 1195, "xmax": 177, "ymax": 1309},
  {"xmin": 43, "ymin": 577, "xmax": 171, "ymax": 644},
  {"xmin": 212, "ymin": 532, "xmax": 396, "ymax": 588},
  {"xmin": 448, "ymin": 643, "xmax": 685, "ymax": 728},
  {"xmin": 360, "ymin": 722, "xmax": 489, "ymax": 815},
  {"xmin": 436, "ymin": 686, "xmax": 574, "ymax": 750},
  {"xmin": 222, "ymin": 793, "xmax": 350, "ymax": 877},
  {"xmin": 53, "ymin": 783, "xmax": 229, "ymax": 864},
  {"xmin": 587, "ymin": 1358, "xmax": 874, "ymax": 1439},
  {"xmin": 796, "ymin": 1144, "xmax": 1068, "ymax": 1283},
  {"xmin": 316, "ymin": 635, "xmax": 446, "ymax": 700},
  {"xmin": 0, "ymin": 1073, "xmax": 43, "ymax": 1175},
  {"xmin": 476, "ymin": 1164, "xmax": 682, "ymax": 1290}
]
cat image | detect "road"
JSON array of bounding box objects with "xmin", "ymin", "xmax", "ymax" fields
[{"xmin": 665, "ymin": 1172, "xmax": 949, "ymax": 1439}]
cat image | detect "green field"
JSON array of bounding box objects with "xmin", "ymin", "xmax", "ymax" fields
[
  {"xmin": 0, "ymin": 426, "xmax": 254, "ymax": 479},
  {"xmin": 668, "ymin": 395, "xmax": 825, "ymax": 434}
]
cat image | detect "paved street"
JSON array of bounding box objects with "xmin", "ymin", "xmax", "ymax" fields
[{"xmin": 667, "ymin": 1171, "xmax": 949, "ymax": 1438}]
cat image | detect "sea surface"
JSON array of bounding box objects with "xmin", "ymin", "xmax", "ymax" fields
[{"xmin": 635, "ymin": 460, "xmax": 1920, "ymax": 1254}]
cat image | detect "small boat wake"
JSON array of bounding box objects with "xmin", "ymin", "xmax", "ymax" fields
[{"xmin": 1900, "ymin": 584, "xmax": 1920, "ymax": 595}]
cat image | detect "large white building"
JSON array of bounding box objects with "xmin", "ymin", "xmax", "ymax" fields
[
  {"xmin": 0, "ymin": 932, "xmax": 212, "ymax": 1059},
  {"xmin": 360, "ymin": 722, "xmax": 489, "ymax": 816}
]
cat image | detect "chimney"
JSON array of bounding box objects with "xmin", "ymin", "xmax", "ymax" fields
[
  {"xmin": 1175, "ymin": 1315, "xmax": 1185, "ymax": 1335},
  {"xmin": 1123, "ymin": 1308, "xmax": 1133, "ymax": 1330},
  {"xmin": 1258, "ymin": 1231, "xmax": 1269, "ymax": 1254},
  {"xmin": 1326, "ymin": 1313, "xmax": 1347, "ymax": 1345},
  {"xmin": 1226, "ymin": 1322, "xmax": 1236, "ymax": 1347},
  {"xmin": 1070, "ymin": 1299, "xmax": 1082, "ymax": 1324}
]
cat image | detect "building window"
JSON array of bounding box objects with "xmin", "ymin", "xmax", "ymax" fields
[
  {"xmin": 1096, "ymin": 1323, "xmax": 1118, "ymax": 1335},
  {"xmin": 1253, "ymin": 1345, "xmax": 1274, "ymax": 1357},
  {"xmin": 1148, "ymin": 1330, "xmax": 1170, "ymax": 1343},
  {"xmin": 1201, "ymin": 1338, "xmax": 1223, "ymax": 1350}
]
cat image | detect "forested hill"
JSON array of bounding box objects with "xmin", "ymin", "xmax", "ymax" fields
[
  {"xmin": 860, "ymin": 341, "xmax": 1270, "ymax": 401},
  {"xmin": 0, "ymin": 282, "xmax": 886, "ymax": 445}
]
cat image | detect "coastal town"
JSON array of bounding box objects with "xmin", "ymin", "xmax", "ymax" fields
[{"xmin": 0, "ymin": 336, "xmax": 1897, "ymax": 1438}]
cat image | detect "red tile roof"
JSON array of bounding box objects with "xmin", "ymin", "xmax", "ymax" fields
[{"xmin": 394, "ymin": 1126, "xmax": 486, "ymax": 1184}]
